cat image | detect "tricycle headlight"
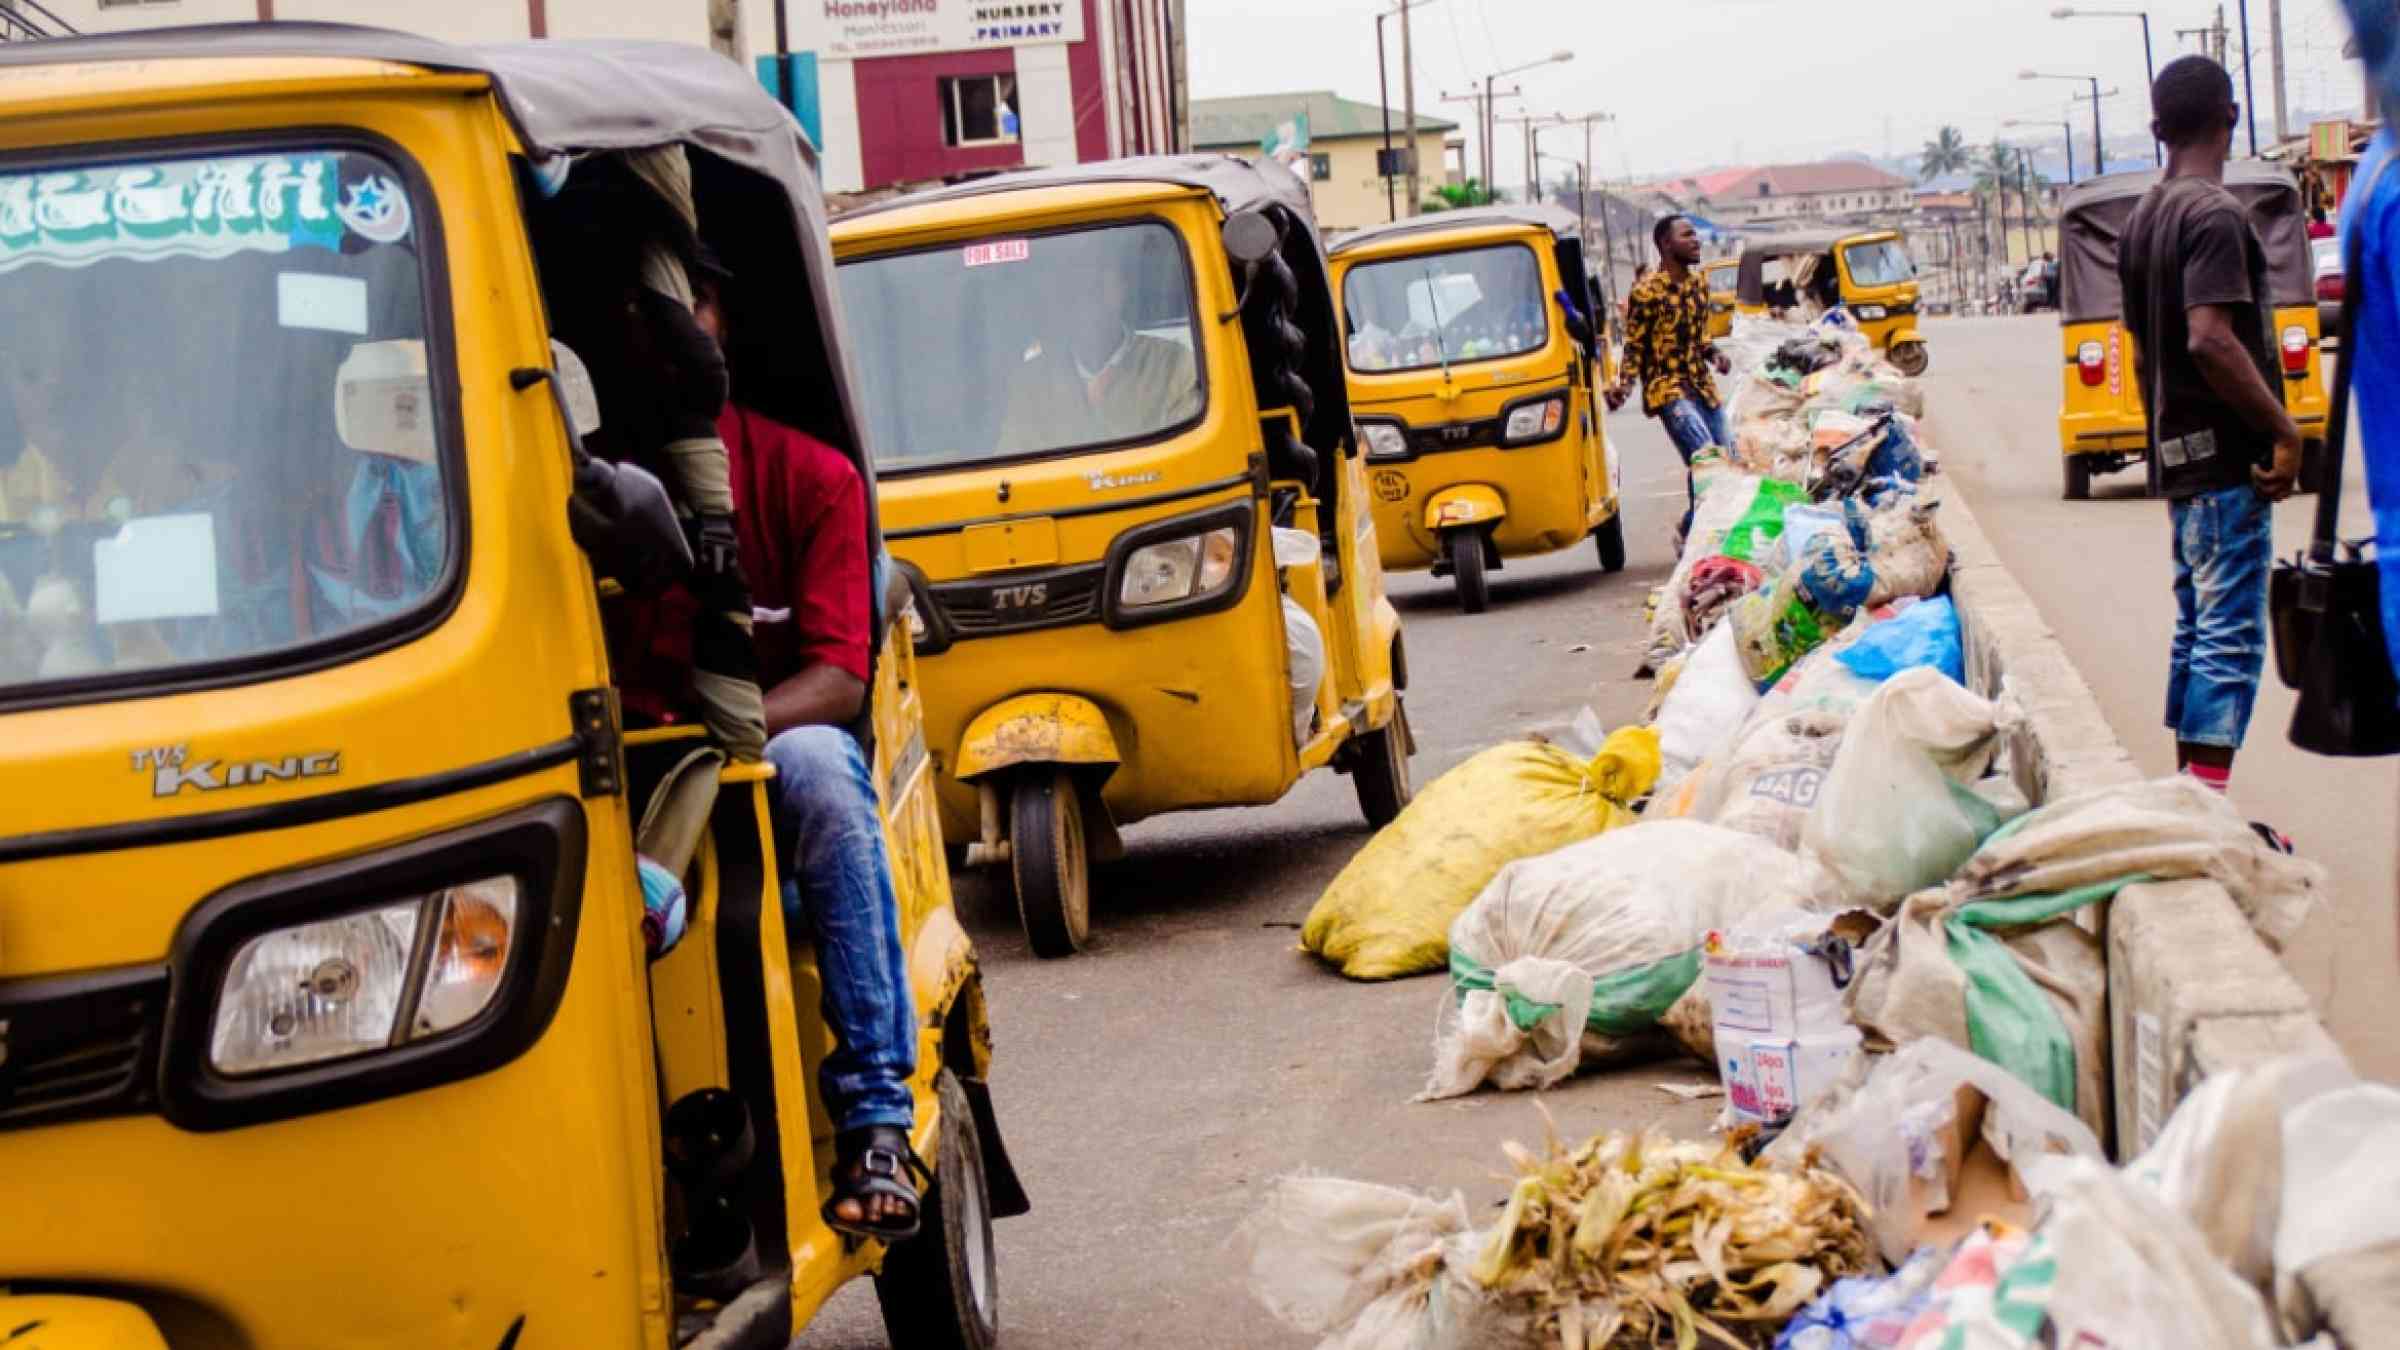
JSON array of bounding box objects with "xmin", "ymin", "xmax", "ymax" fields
[
  {"xmin": 1118, "ymin": 525, "xmax": 1241, "ymax": 609},
  {"xmin": 1853, "ymin": 304, "xmax": 1888, "ymax": 320},
  {"xmin": 1359, "ymin": 421, "xmax": 1411, "ymax": 459},
  {"xmin": 208, "ymin": 877, "xmax": 520, "ymax": 1076},
  {"xmin": 1502, "ymin": 396, "xmax": 1565, "ymax": 444}
]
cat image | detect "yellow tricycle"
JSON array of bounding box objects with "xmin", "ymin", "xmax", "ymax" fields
[
  {"xmin": 1327, "ymin": 204, "xmax": 1623, "ymax": 613},
  {"xmin": 1704, "ymin": 256, "xmax": 1739, "ymax": 339},
  {"xmin": 0, "ymin": 25, "xmax": 1020, "ymax": 1348},
  {"xmin": 832, "ymin": 158, "xmax": 1415, "ymax": 957},
  {"xmin": 1735, "ymin": 227, "xmax": 1930, "ymax": 375}
]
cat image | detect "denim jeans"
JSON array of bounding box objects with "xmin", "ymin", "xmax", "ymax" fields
[
  {"xmin": 1659, "ymin": 397, "xmax": 1730, "ymax": 538},
  {"xmin": 767, "ymin": 725, "xmax": 916, "ymax": 1134},
  {"xmin": 2166, "ymin": 483, "xmax": 2273, "ymax": 750}
]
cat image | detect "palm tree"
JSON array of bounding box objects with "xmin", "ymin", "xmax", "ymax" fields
[
  {"xmin": 1421, "ymin": 180, "xmax": 1492, "ymax": 212},
  {"xmin": 1919, "ymin": 125, "xmax": 1970, "ymax": 182},
  {"xmin": 1972, "ymin": 141, "xmax": 2022, "ymax": 195}
]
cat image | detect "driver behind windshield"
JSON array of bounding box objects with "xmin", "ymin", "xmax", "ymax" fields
[{"xmin": 994, "ymin": 250, "xmax": 1199, "ymax": 454}]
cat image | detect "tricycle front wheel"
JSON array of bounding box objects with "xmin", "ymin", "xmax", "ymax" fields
[
  {"xmin": 1447, "ymin": 529, "xmax": 1489, "ymax": 613},
  {"xmin": 1009, "ymin": 769, "xmax": 1090, "ymax": 957}
]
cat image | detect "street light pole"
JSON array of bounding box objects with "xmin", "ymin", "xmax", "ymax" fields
[
  {"xmin": 2052, "ymin": 8, "xmax": 2160, "ymax": 164},
  {"xmin": 1471, "ymin": 50, "xmax": 1572, "ymax": 204},
  {"xmin": 2021, "ymin": 71, "xmax": 2106, "ymax": 173},
  {"xmin": 2006, "ymin": 115, "xmax": 2075, "ymax": 186}
]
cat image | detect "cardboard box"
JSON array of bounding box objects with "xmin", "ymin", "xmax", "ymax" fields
[
  {"xmin": 1721, "ymin": 1028, "xmax": 1863, "ymax": 1126},
  {"xmin": 1914, "ymin": 1138, "xmax": 2034, "ymax": 1249}
]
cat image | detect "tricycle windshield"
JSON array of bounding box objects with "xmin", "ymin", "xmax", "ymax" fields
[
  {"xmin": 840, "ymin": 220, "xmax": 1204, "ymax": 473},
  {"xmin": 0, "ymin": 144, "xmax": 451, "ymax": 706},
  {"xmin": 0, "ymin": 145, "xmax": 451, "ymax": 701},
  {"xmin": 1342, "ymin": 242, "xmax": 1547, "ymax": 373},
  {"xmin": 1842, "ymin": 239, "xmax": 1915, "ymax": 287}
]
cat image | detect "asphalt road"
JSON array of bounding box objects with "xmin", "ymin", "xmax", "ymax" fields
[
  {"xmin": 1920, "ymin": 314, "xmax": 2400, "ymax": 1083},
  {"xmin": 798, "ymin": 406, "xmax": 1720, "ymax": 1347}
]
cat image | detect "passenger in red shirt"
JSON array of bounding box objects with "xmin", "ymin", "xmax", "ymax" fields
[{"xmin": 697, "ymin": 274, "xmax": 921, "ymax": 1242}]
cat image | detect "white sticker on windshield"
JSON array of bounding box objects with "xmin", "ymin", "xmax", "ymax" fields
[
  {"xmin": 964, "ymin": 239, "xmax": 1030, "ymax": 267},
  {"xmin": 93, "ymin": 513, "xmax": 219, "ymax": 625},
  {"xmin": 278, "ymin": 271, "xmax": 369, "ymax": 335}
]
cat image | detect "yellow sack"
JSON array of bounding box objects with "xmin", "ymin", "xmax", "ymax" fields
[{"xmin": 1301, "ymin": 726, "xmax": 1663, "ymax": 980}]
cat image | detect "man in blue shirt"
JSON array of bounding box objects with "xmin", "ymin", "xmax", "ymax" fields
[{"xmin": 2337, "ymin": 0, "xmax": 2399, "ymax": 677}]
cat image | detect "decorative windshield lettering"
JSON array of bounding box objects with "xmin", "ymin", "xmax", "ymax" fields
[{"xmin": 0, "ymin": 153, "xmax": 384, "ymax": 272}]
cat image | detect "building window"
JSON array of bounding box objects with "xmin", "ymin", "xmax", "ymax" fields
[
  {"xmin": 1309, "ymin": 153, "xmax": 1331, "ymax": 182},
  {"xmin": 940, "ymin": 75, "xmax": 1019, "ymax": 148}
]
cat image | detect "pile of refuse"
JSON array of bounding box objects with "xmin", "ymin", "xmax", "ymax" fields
[{"xmin": 1266, "ymin": 312, "xmax": 2374, "ymax": 1347}]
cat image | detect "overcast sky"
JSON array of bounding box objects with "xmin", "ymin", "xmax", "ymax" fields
[{"xmin": 1186, "ymin": 0, "xmax": 2369, "ymax": 190}]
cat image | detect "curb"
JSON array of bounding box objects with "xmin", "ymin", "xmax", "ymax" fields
[{"xmin": 1928, "ymin": 474, "xmax": 2339, "ymax": 1158}]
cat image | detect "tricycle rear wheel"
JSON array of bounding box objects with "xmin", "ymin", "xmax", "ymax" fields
[
  {"xmin": 1447, "ymin": 529, "xmax": 1488, "ymax": 613},
  {"xmin": 1010, "ymin": 768, "xmax": 1090, "ymax": 958},
  {"xmin": 2062, "ymin": 453, "xmax": 2093, "ymax": 501},
  {"xmin": 1887, "ymin": 340, "xmax": 1929, "ymax": 377},
  {"xmin": 873, "ymin": 1070, "xmax": 1000, "ymax": 1350},
  {"xmin": 1592, "ymin": 512, "xmax": 1627, "ymax": 574}
]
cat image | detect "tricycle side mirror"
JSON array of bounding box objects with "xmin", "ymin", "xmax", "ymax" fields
[{"xmin": 1223, "ymin": 208, "xmax": 1281, "ymax": 267}]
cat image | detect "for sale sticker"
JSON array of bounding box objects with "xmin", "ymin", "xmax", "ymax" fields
[{"xmin": 964, "ymin": 239, "xmax": 1030, "ymax": 267}]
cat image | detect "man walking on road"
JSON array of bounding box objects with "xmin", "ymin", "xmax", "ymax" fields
[
  {"xmin": 2119, "ymin": 55, "xmax": 2304, "ymax": 794},
  {"xmin": 1610, "ymin": 215, "xmax": 1731, "ymax": 539}
]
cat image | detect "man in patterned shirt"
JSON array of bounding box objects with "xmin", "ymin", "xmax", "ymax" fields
[{"xmin": 1609, "ymin": 214, "xmax": 1731, "ymax": 537}]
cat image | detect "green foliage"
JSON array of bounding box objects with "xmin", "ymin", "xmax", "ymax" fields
[
  {"xmin": 1421, "ymin": 179, "xmax": 1494, "ymax": 212},
  {"xmin": 1919, "ymin": 125, "xmax": 1971, "ymax": 182}
]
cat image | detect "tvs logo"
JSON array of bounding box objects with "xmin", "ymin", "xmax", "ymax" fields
[{"xmin": 992, "ymin": 583, "xmax": 1049, "ymax": 612}]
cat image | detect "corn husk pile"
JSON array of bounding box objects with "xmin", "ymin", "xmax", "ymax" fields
[{"xmin": 1467, "ymin": 1122, "xmax": 1874, "ymax": 1349}]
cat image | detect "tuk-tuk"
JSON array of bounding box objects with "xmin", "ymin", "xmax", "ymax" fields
[
  {"xmin": 1703, "ymin": 257, "xmax": 1739, "ymax": 339},
  {"xmin": 1326, "ymin": 204, "xmax": 1624, "ymax": 613},
  {"xmin": 0, "ymin": 25, "xmax": 1021, "ymax": 1348},
  {"xmin": 830, "ymin": 157, "xmax": 1415, "ymax": 957},
  {"xmin": 2055, "ymin": 164, "xmax": 2330, "ymax": 500},
  {"xmin": 1735, "ymin": 228, "xmax": 1930, "ymax": 375}
]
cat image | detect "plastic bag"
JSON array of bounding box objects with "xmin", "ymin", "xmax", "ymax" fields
[
  {"xmin": 1773, "ymin": 1243, "xmax": 1950, "ymax": 1349},
  {"xmin": 1654, "ymin": 622, "xmax": 1760, "ymax": 796},
  {"xmin": 1767, "ymin": 1038, "xmax": 2103, "ymax": 1265},
  {"xmin": 1646, "ymin": 459, "xmax": 1794, "ymax": 667},
  {"xmin": 1843, "ymin": 880, "xmax": 2110, "ymax": 1134},
  {"xmin": 1947, "ymin": 776, "xmax": 2324, "ymax": 950},
  {"xmin": 1424, "ymin": 820, "xmax": 1831, "ymax": 1099},
  {"xmin": 1301, "ymin": 727, "xmax": 1661, "ymax": 981},
  {"xmin": 1795, "ymin": 531, "xmax": 1876, "ymax": 617},
  {"xmin": 2011, "ymin": 1157, "xmax": 2282, "ymax": 1349},
  {"xmin": 1857, "ymin": 492, "xmax": 1947, "ymax": 606},
  {"xmin": 1731, "ymin": 574, "xmax": 1834, "ymax": 689},
  {"xmin": 1283, "ymin": 595, "xmax": 1326, "ymax": 746},
  {"xmin": 1801, "ymin": 668, "xmax": 2026, "ymax": 908},
  {"xmin": 1691, "ymin": 707, "xmax": 1847, "ymax": 851},
  {"xmin": 1837, "ymin": 594, "xmax": 1963, "ymax": 685},
  {"xmin": 1772, "ymin": 501, "xmax": 1856, "ymax": 573},
  {"xmin": 2275, "ymin": 1082, "xmax": 2400, "ymax": 1342},
  {"xmin": 2116, "ymin": 1054, "xmax": 2358, "ymax": 1302}
]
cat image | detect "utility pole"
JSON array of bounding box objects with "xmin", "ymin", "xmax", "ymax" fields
[
  {"xmin": 2235, "ymin": 0, "xmax": 2257, "ymax": 155},
  {"xmin": 1441, "ymin": 86, "xmax": 1519, "ymax": 197},
  {"xmin": 1376, "ymin": 13, "xmax": 1396, "ymax": 220},
  {"xmin": 1399, "ymin": 0, "xmax": 1421, "ymax": 216},
  {"xmin": 2267, "ymin": 0, "xmax": 2288, "ymax": 144}
]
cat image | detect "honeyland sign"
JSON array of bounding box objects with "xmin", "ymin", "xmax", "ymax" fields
[{"xmin": 800, "ymin": 0, "xmax": 1082, "ymax": 57}]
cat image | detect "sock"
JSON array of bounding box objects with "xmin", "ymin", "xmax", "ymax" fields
[{"xmin": 2186, "ymin": 762, "xmax": 2231, "ymax": 794}]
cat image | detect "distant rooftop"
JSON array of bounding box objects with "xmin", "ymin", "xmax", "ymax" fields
[{"xmin": 1192, "ymin": 91, "xmax": 1457, "ymax": 149}]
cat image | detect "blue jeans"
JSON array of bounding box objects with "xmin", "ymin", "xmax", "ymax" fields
[
  {"xmin": 1659, "ymin": 397, "xmax": 1730, "ymax": 538},
  {"xmin": 767, "ymin": 726, "xmax": 916, "ymax": 1134},
  {"xmin": 2166, "ymin": 483, "xmax": 2273, "ymax": 750}
]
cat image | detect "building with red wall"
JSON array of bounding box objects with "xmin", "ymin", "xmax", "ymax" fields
[{"xmin": 760, "ymin": 0, "xmax": 1186, "ymax": 195}]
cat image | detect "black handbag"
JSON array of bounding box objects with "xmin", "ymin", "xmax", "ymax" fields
[{"xmin": 2271, "ymin": 202, "xmax": 2400, "ymax": 756}]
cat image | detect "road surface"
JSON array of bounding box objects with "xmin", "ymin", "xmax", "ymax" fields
[
  {"xmin": 800, "ymin": 404, "xmax": 1719, "ymax": 1347},
  {"xmin": 1922, "ymin": 314, "xmax": 2399, "ymax": 1083}
]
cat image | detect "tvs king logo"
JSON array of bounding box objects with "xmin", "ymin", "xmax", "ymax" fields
[{"xmin": 131, "ymin": 743, "xmax": 341, "ymax": 799}]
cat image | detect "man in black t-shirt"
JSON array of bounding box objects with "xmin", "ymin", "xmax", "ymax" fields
[{"xmin": 2118, "ymin": 55, "xmax": 2305, "ymax": 795}]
